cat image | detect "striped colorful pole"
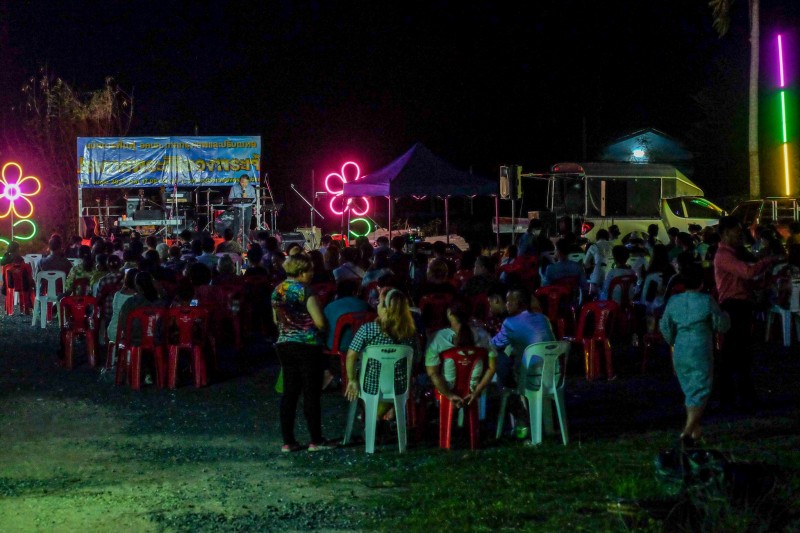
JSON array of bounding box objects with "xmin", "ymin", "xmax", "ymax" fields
[{"xmin": 778, "ymin": 34, "xmax": 791, "ymax": 195}]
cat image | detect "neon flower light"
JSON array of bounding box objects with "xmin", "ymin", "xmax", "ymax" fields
[
  {"xmin": 777, "ymin": 34, "xmax": 792, "ymax": 195},
  {"xmin": 0, "ymin": 162, "xmax": 41, "ymax": 219},
  {"xmin": 11, "ymin": 219, "xmax": 37, "ymax": 240},
  {"xmin": 348, "ymin": 217, "xmax": 374, "ymax": 238},
  {"xmin": 324, "ymin": 161, "xmax": 370, "ymax": 216}
]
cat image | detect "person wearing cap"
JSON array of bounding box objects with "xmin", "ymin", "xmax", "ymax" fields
[{"xmin": 714, "ymin": 216, "xmax": 782, "ymax": 411}]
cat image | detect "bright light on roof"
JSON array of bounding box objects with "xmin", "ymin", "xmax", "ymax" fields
[{"xmin": 632, "ymin": 149, "xmax": 646, "ymax": 158}]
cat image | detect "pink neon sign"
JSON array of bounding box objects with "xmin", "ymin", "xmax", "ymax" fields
[
  {"xmin": 0, "ymin": 162, "xmax": 41, "ymax": 219},
  {"xmin": 324, "ymin": 161, "xmax": 370, "ymax": 216}
]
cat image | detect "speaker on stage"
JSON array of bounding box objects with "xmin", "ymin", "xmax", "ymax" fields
[{"xmin": 280, "ymin": 231, "xmax": 306, "ymax": 251}]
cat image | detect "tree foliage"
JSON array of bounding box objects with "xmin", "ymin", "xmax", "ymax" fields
[
  {"xmin": 10, "ymin": 68, "xmax": 133, "ymax": 236},
  {"xmin": 709, "ymin": 0, "xmax": 734, "ymax": 37}
]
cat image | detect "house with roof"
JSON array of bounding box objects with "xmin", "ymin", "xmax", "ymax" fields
[{"xmin": 599, "ymin": 127, "xmax": 694, "ymax": 176}]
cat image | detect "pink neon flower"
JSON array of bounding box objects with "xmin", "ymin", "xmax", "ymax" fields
[
  {"xmin": 0, "ymin": 162, "xmax": 41, "ymax": 219},
  {"xmin": 325, "ymin": 161, "xmax": 370, "ymax": 216}
]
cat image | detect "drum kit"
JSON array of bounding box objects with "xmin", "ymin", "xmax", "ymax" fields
[{"xmin": 193, "ymin": 187, "xmax": 283, "ymax": 237}]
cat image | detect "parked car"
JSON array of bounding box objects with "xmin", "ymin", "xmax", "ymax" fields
[{"xmin": 729, "ymin": 197, "xmax": 800, "ymax": 239}]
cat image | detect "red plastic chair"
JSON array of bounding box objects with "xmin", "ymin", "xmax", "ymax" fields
[
  {"xmin": 325, "ymin": 311, "xmax": 377, "ymax": 390},
  {"xmin": 513, "ymin": 255, "xmax": 540, "ymax": 289},
  {"xmin": 310, "ymin": 282, "xmax": 337, "ymax": 308},
  {"xmin": 570, "ymin": 300, "xmax": 619, "ymax": 381},
  {"xmin": 166, "ymin": 306, "xmax": 209, "ymax": 388},
  {"xmin": 3, "ymin": 263, "xmax": 34, "ymax": 315},
  {"xmin": 419, "ymin": 293, "xmax": 454, "ymax": 333},
  {"xmin": 606, "ymin": 274, "xmax": 638, "ymax": 338},
  {"xmin": 551, "ymin": 275, "xmax": 583, "ymax": 308},
  {"xmin": 241, "ymin": 275, "xmax": 274, "ymax": 335},
  {"xmin": 71, "ymin": 277, "xmax": 91, "ymax": 296},
  {"xmin": 437, "ymin": 346, "xmax": 488, "ymax": 450},
  {"xmin": 59, "ymin": 295, "xmax": 100, "ymax": 369},
  {"xmin": 451, "ymin": 269, "xmax": 474, "ymax": 289},
  {"xmin": 360, "ymin": 280, "xmax": 381, "ymax": 301},
  {"xmin": 216, "ymin": 283, "xmax": 244, "ymax": 350},
  {"xmin": 115, "ymin": 307, "xmax": 167, "ymax": 390},
  {"xmin": 535, "ymin": 285, "xmax": 574, "ymax": 339},
  {"xmin": 468, "ymin": 293, "xmax": 491, "ymax": 322}
]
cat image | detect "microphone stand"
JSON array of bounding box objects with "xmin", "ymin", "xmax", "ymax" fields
[{"xmin": 290, "ymin": 183, "xmax": 324, "ymax": 248}]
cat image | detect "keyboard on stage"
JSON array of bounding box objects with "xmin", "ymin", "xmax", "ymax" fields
[{"xmin": 118, "ymin": 218, "xmax": 185, "ymax": 228}]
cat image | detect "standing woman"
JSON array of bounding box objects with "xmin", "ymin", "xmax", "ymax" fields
[{"xmin": 272, "ymin": 253, "xmax": 331, "ymax": 452}]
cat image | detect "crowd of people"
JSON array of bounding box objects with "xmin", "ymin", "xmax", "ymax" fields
[{"xmin": 1, "ymin": 214, "xmax": 798, "ymax": 452}]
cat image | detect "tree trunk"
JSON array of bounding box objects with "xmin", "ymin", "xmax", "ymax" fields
[{"xmin": 748, "ymin": 0, "xmax": 760, "ymax": 198}]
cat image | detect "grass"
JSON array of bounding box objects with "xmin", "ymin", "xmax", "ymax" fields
[{"xmin": 284, "ymin": 414, "xmax": 800, "ymax": 532}]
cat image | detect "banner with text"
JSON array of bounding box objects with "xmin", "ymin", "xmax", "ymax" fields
[{"xmin": 77, "ymin": 136, "xmax": 261, "ymax": 188}]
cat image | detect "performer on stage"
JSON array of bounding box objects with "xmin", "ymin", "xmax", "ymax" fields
[{"xmin": 228, "ymin": 174, "xmax": 256, "ymax": 243}]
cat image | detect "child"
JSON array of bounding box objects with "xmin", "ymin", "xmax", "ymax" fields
[
  {"xmin": 600, "ymin": 245, "xmax": 635, "ymax": 301},
  {"xmin": 659, "ymin": 264, "xmax": 730, "ymax": 446}
]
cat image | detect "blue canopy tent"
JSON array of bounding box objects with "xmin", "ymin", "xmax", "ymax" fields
[{"xmin": 342, "ymin": 143, "xmax": 499, "ymax": 246}]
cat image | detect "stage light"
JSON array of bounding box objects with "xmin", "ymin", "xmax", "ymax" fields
[
  {"xmin": 0, "ymin": 162, "xmax": 42, "ymax": 219},
  {"xmin": 324, "ymin": 161, "xmax": 370, "ymax": 216},
  {"xmin": 348, "ymin": 217, "xmax": 373, "ymax": 238}
]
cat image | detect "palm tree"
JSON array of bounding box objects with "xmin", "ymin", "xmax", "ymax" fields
[{"xmin": 710, "ymin": 0, "xmax": 760, "ymax": 198}]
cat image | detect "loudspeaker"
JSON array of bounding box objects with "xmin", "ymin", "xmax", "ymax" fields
[
  {"xmin": 126, "ymin": 198, "xmax": 141, "ymax": 218},
  {"xmin": 500, "ymin": 165, "xmax": 521, "ymax": 200},
  {"xmin": 500, "ymin": 166, "xmax": 511, "ymax": 200},
  {"xmin": 280, "ymin": 231, "xmax": 306, "ymax": 251}
]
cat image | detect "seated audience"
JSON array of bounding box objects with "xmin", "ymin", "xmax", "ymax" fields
[
  {"xmin": 425, "ymin": 300, "xmax": 497, "ymax": 406},
  {"xmin": 323, "ymin": 279, "xmax": 371, "ymax": 353}
]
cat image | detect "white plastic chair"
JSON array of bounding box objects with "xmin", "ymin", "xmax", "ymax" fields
[
  {"xmin": 68, "ymin": 257, "xmax": 83, "ymax": 268},
  {"xmin": 567, "ymin": 252, "xmax": 585, "ymax": 263},
  {"xmin": 215, "ymin": 252, "xmax": 243, "ymax": 274},
  {"xmin": 31, "ymin": 270, "xmax": 66, "ymax": 328},
  {"xmin": 765, "ymin": 305, "xmax": 800, "ymax": 347},
  {"xmin": 342, "ymin": 344, "xmax": 413, "ymax": 453},
  {"xmin": 23, "ymin": 254, "xmax": 43, "ymax": 277},
  {"xmin": 496, "ymin": 341, "xmax": 570, "ymax": 445}
]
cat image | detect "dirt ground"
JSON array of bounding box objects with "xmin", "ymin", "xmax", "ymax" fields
[
  {"xmin": 1, "ymin": 310, "xmax": 799, "ymax": 532},
  {"xmin": 0, "ymin": 312, "xmax": 389, "ymax": 532}
]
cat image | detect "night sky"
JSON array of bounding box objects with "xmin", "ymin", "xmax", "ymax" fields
[{"xmin": 2, "ymin": 0, "xmax": 800, "ymax": 229}]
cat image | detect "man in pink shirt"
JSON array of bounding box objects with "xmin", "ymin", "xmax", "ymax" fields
[{"xmin": 714, "ymin": 216, "xmax": 780, "ymax": 410}]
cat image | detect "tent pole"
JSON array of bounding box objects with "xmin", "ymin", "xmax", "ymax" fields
[
  {"xmin": 388, "ymin": 196, "xmax": 392, "ymax": 241},
  {"xmin": 494, "ymin": 194, "xmax": 500, "ymax": 252},
  {"xmin": 77, "ymin": 185, "xmax": 83, "ymax": 238},
  {"xmin": 444, "ymin": 196, "xmax": 450, "ymax": 246}
]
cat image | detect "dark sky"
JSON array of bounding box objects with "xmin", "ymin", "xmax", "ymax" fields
[{"xmin": 3, "ymin": 0, "xmax": 800, "ymax": 223}]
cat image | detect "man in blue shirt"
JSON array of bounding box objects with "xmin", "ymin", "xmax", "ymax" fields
[
  {"xmin": 228, "ymin": 174, "xmax": 256, "ymax": 244},
  {"xmin": 491, "ymin": 287, "xmax": 555, "ymax": 387},
  {"xmin": 542, "ymin": 238, "xmax": 587, "ymax": 289}
]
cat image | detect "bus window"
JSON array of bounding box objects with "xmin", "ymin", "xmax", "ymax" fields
[
  {"xmin": 683, "ymin": 197, "xmax": 724, "ymax": 219},
  {"xmin": 627, "ymin": 179, "xmax": 661, "ymax": 216},
  {"xmin": 666, "ymin": 198, "xmax": 684, "ymax": 217},
  {"xmin": 758, "ymin": 201, "xmax": 775, "ymax": 223}
]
